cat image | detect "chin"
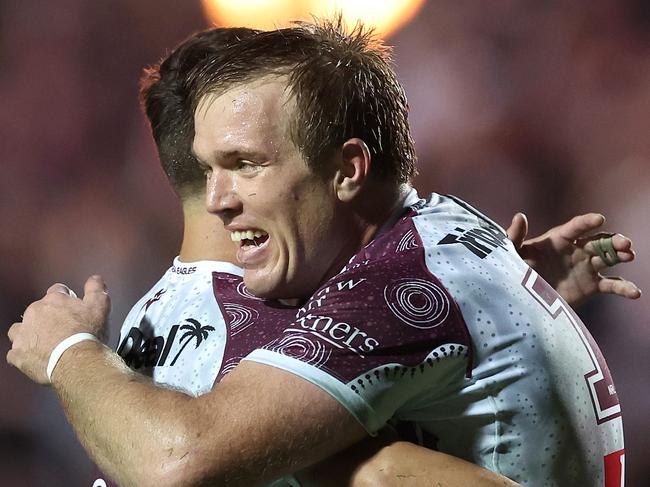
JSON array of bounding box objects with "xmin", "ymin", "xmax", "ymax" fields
[
  {"xmin": 243, "ymin": 272, "xmax": 308, "ymax": 302},
  {"xmin": 243, "ymin": 273, "xmax": 282, "ymax": 300}
]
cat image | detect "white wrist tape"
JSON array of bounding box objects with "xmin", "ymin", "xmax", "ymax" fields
[{"xmin": 46, "ymin": 333, "xmax": 99, "ymax": 382}]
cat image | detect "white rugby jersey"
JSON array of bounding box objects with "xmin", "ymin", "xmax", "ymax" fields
[
  {"xmin": 108, "ymin": 258, "xmax": 299, "ymax": 487},
  {"xmin": 109, "ymin": 257, "xmax": 300, "ymax": 487},
  {"xmin": 116, "ymin": 258, "xmax": 240, "ymax": 395}
]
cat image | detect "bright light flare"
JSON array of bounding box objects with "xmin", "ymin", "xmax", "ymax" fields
[{"xmin": 201, "ymin": 0, "xmax": 426, "ymax": 37}]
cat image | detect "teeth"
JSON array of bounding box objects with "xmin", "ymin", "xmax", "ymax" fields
[{"xmin": 231, "ymin": 230, "xmax": 268, "ymax": 242}]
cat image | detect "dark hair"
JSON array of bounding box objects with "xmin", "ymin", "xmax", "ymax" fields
[
  {"xmin": 140, "ymin": 27, "xmax": 259, "ymax": 198},
  {"xmin": 188, "ymin": 18, "xmax": 417, "ymax": 184}
]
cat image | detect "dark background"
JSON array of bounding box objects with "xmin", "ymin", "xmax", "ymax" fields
[{"xmin": 1, "ymin": 1, "xmax": 648, "ymax": 484}]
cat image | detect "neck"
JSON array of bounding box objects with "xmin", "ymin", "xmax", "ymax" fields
[
  {"xmin": 314, "ymin": 182, "xmax": 412, "ymax": 296},
  {"xmin": 178, "ymin": 197, "xmax": 238, "ymax": 264},
  {"xmin": 356, "ymin": 182, "xmax": 412, "ymax": 246}
]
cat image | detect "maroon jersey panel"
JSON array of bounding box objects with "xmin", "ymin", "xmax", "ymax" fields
[{"xmin": 213, "ymin": 212, "xmax": 473, "ymax": 384}]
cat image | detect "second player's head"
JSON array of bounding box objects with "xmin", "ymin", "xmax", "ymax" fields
[{"xmin": 139, "ymin": 27, "xmax": 259, "ymax": 201}]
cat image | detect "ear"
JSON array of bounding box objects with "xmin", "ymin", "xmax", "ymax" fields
[{"xmin": 335, "ymin": 138, "xmax": 371, "ymax": 202}]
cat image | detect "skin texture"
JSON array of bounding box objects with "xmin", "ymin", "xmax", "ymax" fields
[
  {"xmin": 7, "ymin": 75, "xmax": 640, "ymax": 486},
  {"xmin": 507, "ymin": 212, "xmax": 640, "ymax": 307},
  {"xmin": 6, "ymin": 208, "xmax": 639, "ymax": 486},
  {"xmin": 178, "ymin": 195, "xmax": 238, "ymax": 264},
  {"xmin": 10, "ymin": 277, "xmax": 368, "ymax": 487},
  {"xmin": 193, "ymin": 76, "xmax": 402, "ymax": 300},
  {"xmin": 299, "ymin": 439, "xmax": 520, "ymax": 487}
]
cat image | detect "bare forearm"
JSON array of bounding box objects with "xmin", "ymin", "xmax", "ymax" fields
[
  {"xmin": 351, "ymin": 441, "xmax": 519, "ymax": 487},
  {"xmin": 52, "ymin": 341, "xmax": 195, "ymax": 487},
  {"xmin": 9, "ymin": 277, "xmax": 368, "ymax": 486},
  {"xmin": 298, "ymin": 439, "xmax": 520, "ymax": 487},
  {"xmin": 50, "ymin": 343, "xmax": 366, "ymax": 487}
]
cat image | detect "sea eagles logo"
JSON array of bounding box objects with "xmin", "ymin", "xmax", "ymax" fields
[
  {"xmin": 143, "ymin": 288, "xmax": 166, "ymax": 311},
  {"xmin": 437, "ymin": 226, "xmax": 507, "ymax": 259},
  {"xmin": 117, "ymin": 318, "xmax": 215, "ymax": 370}
]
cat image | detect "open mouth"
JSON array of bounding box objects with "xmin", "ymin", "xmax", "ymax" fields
[{"xmin": 231, "ymin": 230, "xmax": 269, "ymax": 249}]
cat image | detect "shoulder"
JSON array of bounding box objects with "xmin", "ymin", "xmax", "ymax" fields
[
  {"xmin": 241, "ymin": 203, "xmax": 480, "ymax": 433},
  {"xmin": 258, "ymin": 210, "xmax": 473, "ymax": 384}
]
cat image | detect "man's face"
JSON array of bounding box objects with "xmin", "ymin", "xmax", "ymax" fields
[{"xmin": 193, "ymin": 76, "xmax": 356, "ymax": 299}]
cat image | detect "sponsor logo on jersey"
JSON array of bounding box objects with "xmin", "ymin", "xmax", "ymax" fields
[
  {"xmin": 285, "ymin": 277, "xmax": 379, "ymax": 358},
  {"xmin": 117, "ymin": 318, "xmax": 215, "ymax": 369},
  {"xmin": 285, "ymin": 313, "xmax": 380, "ymax": 357},
  {"xmin": 437, "ymin": 226, "xmax": 507, "ymax": 258}
]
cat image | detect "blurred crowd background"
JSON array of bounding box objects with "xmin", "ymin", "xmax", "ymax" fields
[{"xmin": 1, "ymin": 0, "xmax": 648, "ymax": 484}]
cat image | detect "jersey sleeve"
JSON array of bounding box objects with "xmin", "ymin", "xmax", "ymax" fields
[{"xmin": 243, "ymin": 216, "xmax": 473, "ymax": 434}]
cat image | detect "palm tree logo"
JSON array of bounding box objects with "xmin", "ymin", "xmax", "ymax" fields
[{"xmin": 169, "ymin": 318, "xmax": 215, "ymax": 366}]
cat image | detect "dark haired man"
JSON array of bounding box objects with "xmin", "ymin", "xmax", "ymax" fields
[{"xmin": 8, "ymin": 21, "xmax": 639, "ymax": 487}]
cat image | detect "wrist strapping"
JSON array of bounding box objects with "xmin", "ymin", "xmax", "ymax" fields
[{"xmin": 47, "ymin": 333, "xmax": 99, "ymax": 383}]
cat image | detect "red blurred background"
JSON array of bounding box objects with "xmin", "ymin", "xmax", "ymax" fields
[{"xmin": 1, "ymin": 1, "xmax": 648, "ymax": 484}]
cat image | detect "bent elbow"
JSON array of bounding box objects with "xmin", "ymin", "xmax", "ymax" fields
[
  {"xmin": 148, "ymin": 453, "xmax": 204, "ymax": 487},
  {"xmin": 127, "ymin": 443, "xmax": 206, "ymax": 487},
  {"xmin": 147, "ymin": 446, "xmax": 236, "ymax": 487}
]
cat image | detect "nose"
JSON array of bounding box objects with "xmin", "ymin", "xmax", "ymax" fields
[{"xmin": 205, "ymin": 169, "xmax": 242, "ymax": 220}]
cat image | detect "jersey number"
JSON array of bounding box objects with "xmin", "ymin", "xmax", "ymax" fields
[{"xmin": 522, "ymin": 269, "xmax": 621, "ymax": 424}]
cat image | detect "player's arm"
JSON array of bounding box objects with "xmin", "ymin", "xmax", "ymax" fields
[
  {"xmin": 506, "ymin": 212, "xmax": 640, "ymax": 307},
  {"xmin": 7, "ymin": 276, "xmax": 369, "ymax": 487},
  {"xmin": 298, "ymin": 437, "xmax": 520, "ymax": 487},
  {"xmin": 9, "ymin": 277, "xmax": 520, "ymax": 487}
]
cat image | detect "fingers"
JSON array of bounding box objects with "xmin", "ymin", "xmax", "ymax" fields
[
  {"xmin": 7, "ymin": 323, "xmax": 20, "ymax": 344},
  {"xmin": 6, "ymin": 348, "xmax": 16, "ymax": 368},
  {"xmin": 83, "ymin": 275, "xmax": 107, "ymax": 298},
  {"xmin": 46, "ymin": 283, "xmax": 78, "ymax": 298},
  {"xmin": 45, "ymin": 279, "xmax": 103, "ymax": 300},
  {"xmin": 83, "ymin": 275, "xmax": 111, "ymax": 317},
  {"xmin": 598, "ymin": 277, "xmax": 642, "ymax": 300},
  {"xmin": 611, "ymin": 233, "xmax": 633, "ymax": 253},
  {"xmin": 557, "ymin": 213, "xmax": 605, "ymax": 241},
  {"xmin": 506, "ymin": 213, "xmax": 528, "ymax": 249},
  {"xmin": 587, "ymin": 234, "xmax": 636, "ymax": 272}
]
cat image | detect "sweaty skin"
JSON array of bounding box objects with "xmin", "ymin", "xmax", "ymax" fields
[
  {"xmin": 6, "ymin": 204, "xmax": 638, "ymax": 486},
  {"xmin": 193, "ymin": 76, "xmax": 397, "ymax": 300},
  {"xmin": 167, "ymin": 195, "xmax": 642, "ymax": 487},
  {"xmin": 298, "ymin": 439, "xmax": 520, "ymax": 487},
  {"xmin": 7, "ymin": 75, "xmax": 640, "ymax": 487}
]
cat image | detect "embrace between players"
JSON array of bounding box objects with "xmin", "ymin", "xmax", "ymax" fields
[{"xmin": 7, "ymin": 19, "xmax": 641, "ymax": 487}]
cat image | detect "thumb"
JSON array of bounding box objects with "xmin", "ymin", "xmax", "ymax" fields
[
  {"xmin": 83, "ymin": 275, "xmax": 111, "ymax": 316},
  {"xmin": 506, "ymin": 212, "xmax": 528, "ymax": 249}
]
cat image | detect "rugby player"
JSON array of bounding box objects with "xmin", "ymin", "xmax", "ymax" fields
[
  {"xmin": 118, "ymin": 26, "xmax": 521, "ymax": 487},
  {"xmin": 8, "ymin": 20, "xmax": 640, "ymax": 487}
]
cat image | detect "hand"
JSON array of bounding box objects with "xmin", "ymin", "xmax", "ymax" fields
[
  {"xmin": 7, "ymin": 275, "xmax": 111, "ymax": 384},
  {"xmin": 506, "ymin": 213, "xmax": 641, "ymax": 308}
]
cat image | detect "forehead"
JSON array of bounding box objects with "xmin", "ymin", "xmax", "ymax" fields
[{"xmin": 193, "ymin": 77, "xmax": 295, "ymax": 158}]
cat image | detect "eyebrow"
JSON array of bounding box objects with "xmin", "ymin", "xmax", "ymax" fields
[{"xmin": 193, "ymin": 148, "xmax": 269, "ymax": 164}]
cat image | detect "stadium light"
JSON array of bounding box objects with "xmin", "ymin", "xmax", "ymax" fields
[{"xmin": 201, "ymin": 0, "xmax": 426, "ymax": 37}]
